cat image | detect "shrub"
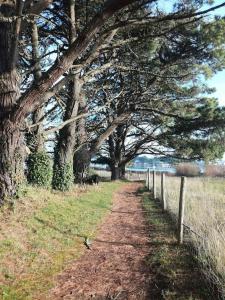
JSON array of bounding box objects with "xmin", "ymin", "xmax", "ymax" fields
[
  {"xmin": 27, "ymin": 151, "xmax": 52, "ymax": 187},
  {"xmin": 176, "ymin": 163, "xmax": 200, "ymax": 177},
  {"xmin": 205, "ymin": 164, "xmax": 225, "ymax": 177},
  {"xmin": 52, "ymin": 163, "xmax": 73, "ymax": 191}
]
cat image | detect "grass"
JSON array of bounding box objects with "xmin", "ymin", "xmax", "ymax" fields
[
  {"xmin": 140, "ymin": 186, "xmax": 211, "ymax": 300},
  {"xmin": 153, "ymin": 176, "xmax": 225, "ymax": 298},
  {"xmin": 0, "ymin": 181, "xmax": 123, "ymax": 300}
]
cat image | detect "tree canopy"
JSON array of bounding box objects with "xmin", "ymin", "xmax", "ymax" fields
[{"xmin": 0, "ymin": 0, "xmax": 224, "ymax": 199}]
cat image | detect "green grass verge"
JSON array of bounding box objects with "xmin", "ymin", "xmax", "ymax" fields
[
  {"xmin": 139, "ymin": 187, "xmax": 211, "ymax": 300},
  {"xmin": 0, "ymin": 181, "xmax": 123, "ymax": 300}
]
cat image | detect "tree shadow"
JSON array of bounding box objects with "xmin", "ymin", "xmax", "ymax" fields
[{"xmin": 34, "ymin": 216, "xmax": 87, "ymax": 239}]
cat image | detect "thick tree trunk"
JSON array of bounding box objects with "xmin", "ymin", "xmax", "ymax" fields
[
  {"xmin": 73, "ymin": 93, "xmax": 89, "ymax": 182},
  {"xmin": 52, "ymin": 78, "xmax": 80, "ymax": 190},
  {"xmin": 0, "ymin": 120, "xmax": 25, "ymax": 203},
  {"xmin": 0, "ymin": 5, "xmax": 25, "ymax": 202},
  {"xmin": 74, "ymin": 145, "xmax": 91, "ymax": 183},
  {"xmin": 111, "ymin": 163, "xmax": 120, "ymax": 180},
  {"xmin": 108, "ymin": 129, "xmax": 125, "ymax": 181},
  {"xmin": 119, "ymin": 164, "xmax": 126, "ymax": 179},
  {"xmin": 52, "ymin": 1, "xmax": 80, "ymax": 190}
]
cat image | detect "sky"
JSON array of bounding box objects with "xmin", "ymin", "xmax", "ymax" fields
[
  {"xmin": 206, "ymin": 1, "xmax": 225, "ymax": 107},
  {"xmin": 156, "ymin": 1, "xmax": 225, "ymax": 161},
  {"xmin": 207, "ymin": 71, "xmax": 225, "ymax": 107},
  {"xmin": 158, "ymin": 0, "xmax": 225, "ymax": 107}
]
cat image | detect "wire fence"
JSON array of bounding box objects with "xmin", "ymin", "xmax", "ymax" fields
[{"xmin": 145, "ymin": 169, "xmax": 225, "ymax": 298}]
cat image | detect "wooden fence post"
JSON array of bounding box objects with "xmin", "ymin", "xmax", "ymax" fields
[
  {"xmin": 178, "ymin": 176, "xmax": 186, "ymax": 244},
  {"xmin": 153, "ymin": 171, "xmax": 156, "ymax": 199},
  {"xmin": 148, "ymin": 168, "xmax": 151, "ymax": 190},
  {"xmin": 161, "ymin": 173, "xmax": 166, "ymax": 211}
]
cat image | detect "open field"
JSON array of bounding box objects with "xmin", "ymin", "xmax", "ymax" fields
[
  {"xmin": 0, "ymin": 182, "xmax": 123, "ymax": 300},
  {"xmin": 154, "ymin": 176, "xmax": 225, "ymax": 298}
]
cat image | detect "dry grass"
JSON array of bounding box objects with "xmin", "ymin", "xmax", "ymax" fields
[{"xmin": 154, "ymin": 176, "xmax": 225, "ymax": 298}]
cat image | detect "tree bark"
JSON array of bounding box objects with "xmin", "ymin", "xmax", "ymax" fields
[
  {"xmin": 108, "ymin": 126, "xmax": 126, "ymax": 180},
  {"xmin": 111, "ymin": 163, "xmax": 120, "ymax": 180},
  {"xmin": 52, "ymin": 77, "xmax": 80, "ymax": 190},
  {"xmin": 31, "ymin": 21, "xmax": 45, "ymax": 152},
  {"xmin": 0, "ymin": 4, "xmax": 25, "ymax": 202},
  {"xmin": 0, "ymin": 121, "xmax": 25, "ymax": 202},
  {"xmin": 73, "ymin": 145, "xmax": 91, "ymax": 182},
  {"xmin": 73, "ymin": 91, "xmax": 89, "ymax": 182},
  {"xmin": 119, "ymin": 164, "xmax": 126, "ymax": 179},
  {"xmin": 53, "ymin": 1, "xmax": 81, "ymax": 190},
  {"xmin": 55, "ymin": 79, "xmax": 80, "ymax": 165}
]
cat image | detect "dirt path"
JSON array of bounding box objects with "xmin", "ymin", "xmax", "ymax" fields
[{"xmin": 49, "ymin": 183, "xmax": 151, "ymax": 299}]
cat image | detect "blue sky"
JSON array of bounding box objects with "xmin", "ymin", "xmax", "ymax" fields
[
  {"xmin": 206, "ymin": 1, "xmax": 225, "ymax": 107},
  {"xmin": 158, "ymin": 1, "xmax": 225, "ymax": 107},
  {"xmin": 207, "ymin": 71, "xmax": 225, "ymax": 106}
]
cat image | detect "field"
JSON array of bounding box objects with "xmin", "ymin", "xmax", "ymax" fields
[{"xmin": 154, "ymin": 175, "xmax": 225, "ymax": 298}]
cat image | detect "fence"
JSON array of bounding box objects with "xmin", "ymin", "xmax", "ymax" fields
[
  {"xmin": 145, "ymin": 169, "xmax": 225, "ymax": 297},
  {"xmin": 145, "ymin": 170, "xmax": 188, "ymax": 244},
  {"xmin": 126, "ymin": 170, "xmax": 146, "ymax": 181}
]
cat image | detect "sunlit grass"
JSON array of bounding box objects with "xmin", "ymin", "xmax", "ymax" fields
[
  {"xmin": 140, "ymin": 187, "xmax": 209, "ymax": 299},
  {"xmin": 154, "ymin": 176, "xmax": 225, "ymax": 297},
  {"xmin": 0, "ymin": 182, "xmax": 123, "ymax": 300}
]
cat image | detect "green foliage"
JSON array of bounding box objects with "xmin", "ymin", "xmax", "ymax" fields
[
  {"xmin": 52, "ymin": 163, "xmax": 73, "ymax": 191},
  {"xmin": 27, "ymin": 151, "xmax": 52, "ymax": 188},
  {"xmin": 201, "ymin": 18, "xmax": 225, "ymax": 72}
]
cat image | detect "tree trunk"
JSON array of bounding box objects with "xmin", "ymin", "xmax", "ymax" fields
[
  {"xmin": 73, "ymin": 92, "xmax": 89, "ymax": 182},
  {"xmin": 53, "ymin": 1, "xmax": 80, "ymax": 191},
  {"xmin": 0, "ymin": 5, "xmax": 25, "ymax": 202},
  {"xmin": 0, "ymin": 121, "xmax": 25, "ymax": 203},
  {"xmin": 119, "ymin": 164, "xmax": 126, "ymax": 179},
  {"xmin": 31, "ymin": 21, "xmax": 44, "ymax": 152},
  {"xmin": 74, "ymin": 145, "xmax": 91, "ymax": 183},
  {"xmin": 52, "ymin": 78, "xmax": 80, "ymax": 190},
  {"xmin": 111, "ymin": 163, "xmax": 120, "ymax": 180}
]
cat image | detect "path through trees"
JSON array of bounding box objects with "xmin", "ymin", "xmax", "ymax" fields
[
  {"xmin": 48, "ymin": 183, "xmax": 209, "ymax": 300},
  {"xmin": 49, "ymin": 183, "xmax": 151, "ymax": 299}
]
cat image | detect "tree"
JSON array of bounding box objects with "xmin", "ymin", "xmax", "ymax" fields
[
  {"xmin": 0, "ymin": 0, "xmax": 225, "ymax": 201},
  {"xmin": 0, "ymin": 0, "xmax": 139, "ymax": 200}
]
